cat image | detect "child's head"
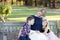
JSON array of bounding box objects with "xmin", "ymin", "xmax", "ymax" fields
[
  {"xmin": 27, "ymin": 16, "xmax": 34, "ymax": 25},
  {"xmin": 37, "ymin": 8, "xmax": 46, "ymax": 17},
  {"xmin": 42, "ymin": 18, "xmax": 48, "ymax": 28}
]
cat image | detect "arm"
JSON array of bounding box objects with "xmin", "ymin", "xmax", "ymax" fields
[
  {"xmin": 44, "ymin": 26, "xmax": 49, "ymax": 33},
  {"xmin": 18, "ymin": 27, "xmax": 23, "ymax": 38},
  {"xmin": 44, "ymin": 22, "xmax": 50, "ymax": 34},
  {"xmin": 18, "ymin": 25, "xmax": 28, "ymax": 37}
]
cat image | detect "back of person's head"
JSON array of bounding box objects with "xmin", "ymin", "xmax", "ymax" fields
[
  {"xmin": 38, "ymin": 8, "xmax": 46, "ymax": 17},
  {"xmin": 38, "ymin": 8, "xmax": 46, "ymax": 13},
  {"xmin": 27, "ymin": 16, "xmax": 34, "ymax": 23}
]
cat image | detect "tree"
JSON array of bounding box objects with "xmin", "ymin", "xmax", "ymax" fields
[
  {"xmin": 36, "ymin": 0, "xmax": 39, "ymax": 6},
  {"xmin": 2, "ymin": 4, "xmax": 12, "ymax": 18},
  {"xmin": 52, "ymin": 0, "xmax": 55, "ymax": 8},
  {"xmin": 24, "ymin": 0, "xmax": 32, "ymax": 6},
  {"xmin": 48, "ymin": 0, "xmax": 51, "ymax": 8},
  {"xmin": 44, "ymin": 0, "xmax": 48, "ymax": 7},
  {"xmin": 27, "ymin": 0, "xmax": 32, "ymax": 6},
  {"xmin": 44, "ymin": 0, "xmax": 51, "ymax": 7},
  {"xmin": 0, "ymin": 4, "xmax": 5, "ymax": 22},
  {"xmin": 32, "ymin": 0, "xmax": 35, "ymax": 6},
  {"xmin": 0, "ymin": 3, "xmax": 12, "ymax": 22},
  {"xmin": 24, "ymin": 0, "xmax": 28, "ymax": 6}
]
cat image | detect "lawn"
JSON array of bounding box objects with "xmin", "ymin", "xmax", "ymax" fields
[{"xmin": 6, "ymin": 5, "xmax": 60, "ymax": 18}]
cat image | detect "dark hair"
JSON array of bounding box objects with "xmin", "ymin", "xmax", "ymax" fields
[{"xmin": 27, "ymin": 16, "xmax": 34, "ymax": 22}]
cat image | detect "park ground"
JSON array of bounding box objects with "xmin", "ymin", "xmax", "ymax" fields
[
  {"xmin": 0, "ymin": 6, "xmax": 60, "ymax": 40},
  {"xmin": 5, "ymin": 5, "xmax": 60, "ymax": 22}
]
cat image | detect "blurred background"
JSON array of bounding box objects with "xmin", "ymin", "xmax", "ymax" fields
[{"xmin": 0, "ymin": 0, "xmax": 60, "ymax": 40}]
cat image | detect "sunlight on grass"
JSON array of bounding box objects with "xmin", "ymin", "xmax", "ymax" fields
[{"xmin": 7, "ymin": 15, "xmax": 60, "ymax": 22}]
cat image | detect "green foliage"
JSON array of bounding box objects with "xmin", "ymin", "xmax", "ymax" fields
[
  {"xmin": 0, "ymin": 4, "xmax": 4, "ymax": 14},
  {"xmin": 0, "ymin": 4, "xmax": 12, "ymax": 18}
]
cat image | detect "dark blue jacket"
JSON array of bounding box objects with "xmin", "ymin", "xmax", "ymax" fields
[{"xmin": 31, "ymin": 15, "xmax": 44, "ymax": 32}]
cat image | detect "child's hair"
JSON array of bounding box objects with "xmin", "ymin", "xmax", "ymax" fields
[
  {"xmin": 27, "ymin": 16, "xmax": 34, "ymax": 22},
  {"xmin": 42, "ymin": 17, "xmax": 48, "ymax": 28},
  {"xmin": 38, "ymin": 8, "xmax": 46, "ymax": 14}
]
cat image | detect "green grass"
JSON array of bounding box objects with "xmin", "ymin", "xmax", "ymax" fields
[
  {"xmin": 12, "ymin": 5, "xmax": 38, "ymax": 10},
  {"xmin": 6, "ymin": 10, "xmax": 60, "ymax": 18},
  {"xmin": 4, "ymin": 5, "xmax": 60, "ymax": 18}
]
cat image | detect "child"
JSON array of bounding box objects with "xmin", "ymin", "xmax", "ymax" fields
[
  {"xmin": 42, "ymin": 17, "xmax": 50, "ymax": 34},
  {"xmin": 18, "ymin": 16, "xmax": 35, "ymax": 40},
  {"xmin": 42, "ymin": 18, "xmax": 60, "ymax": 40},
  {"xmin": 29, "ymin": 17, "xmax": 48, "ymax": 40}
]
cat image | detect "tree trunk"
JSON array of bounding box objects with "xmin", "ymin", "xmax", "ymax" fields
[
  {"xmin": 32, "ymin": 0, "xmax": 35, "ymax": 7},
  {"xmin": 11, "ymin": 0, "xmax": 13, "ymax": 4},
  {"xmin": 52, "ymin": 0, "xmax": 55, "ymax": 8},
  {"xmin": 35, "ymin": 0, "xmax": 37, "ymax": 6},
  {"xmin": 36, "ymin": 0, "xmax": 39, "ymax": 7},
  {"xmin": 2, "ymin": 0, "xmax": 5, "ymax": 5},
  {"xmin": 0, "ymin": 0, "xmax": 2, "ymax": 2},
  {"xmin": 24, "ymin": 0, "xmax": 28, "ymax": 6},
  {"xmin": 48, "ymin": 0, "xmax": 51, "ymax": 8},
  {"xmin": 44, "ymin": 0, "xmax": 48, "ymax": 7},
  {"xmin": 29, "ymin": 0, "xmax": 32, "ymax": 6}
]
